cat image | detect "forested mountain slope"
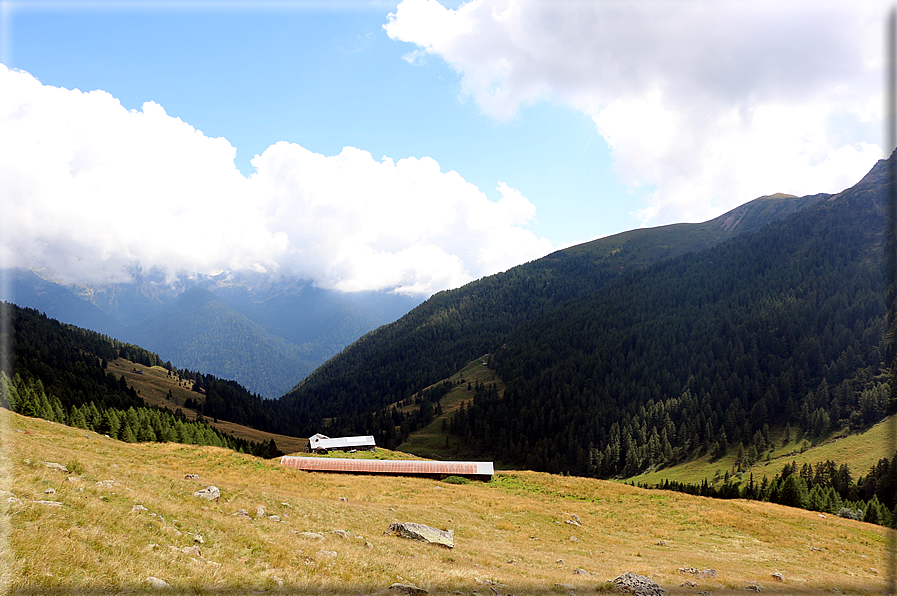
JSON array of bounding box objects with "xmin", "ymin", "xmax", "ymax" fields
[
  {"xmin": 1, "ymin": 302, "xmax": 279, "ymax": 456},
  {"xmin": 278, "ymin": 184, "xmax": 833, "ymax": 437},
  {"xmin": 453, "ymin": 156, "xmax": 891, "ymax": 475}
]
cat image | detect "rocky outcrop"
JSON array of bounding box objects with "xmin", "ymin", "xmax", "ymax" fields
[{"xmin": 385, "ymin": 522, "xmax": 453, "ymax": 549}]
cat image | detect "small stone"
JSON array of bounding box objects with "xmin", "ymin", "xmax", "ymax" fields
[
  {"xmin": 232, "ymin": 508, "xmax": 249, "ymax": 517},
  {"xmin": 554, "ymin": 583, "xmax": 575, "ymax": 591},
  {"xmin": 333, "ymin": 530, "xmax": 351, "ymax": 539},
  {"xmin": 387, "ymin": 582, "xmax": 428, "ymax": 595},
  {"xmin": 680, "ymin": 581, "xmax": 698, "ymax": 588},
  {"xmin": 268, "ymin": 514, "xmax": 281, "ymax": 522},
  {"xmin": 771, "ymin": 572, "xmax": 784, "ymax": 582},
  {"xmin": 181, "ymin": 545, "xmax": 202, "ymax": 557},
  {"xmin": 818, "ymin": 513, "xmax": 827, "ymax": 518},
  {"xmin": 870, "ymin": 568, "xmax": 879, "ymax": 574},
  {"xmin": 316, "ymin": 550, "xmax": 338, "ymax": 560},
  {"xmin": 132, "ymin": 505, "xmax": 148, "ymax": 512},
  {"xmin": 193, "ymin": 534, "xmax": 204, "ymax": 544},
  {"xmin": 573, "ymin": 568, "xmax": 591, "ymax": 575},
  {"xmin": 565, "ymin": 513, "xmax": 583, "ymax": 527},
  {"xmin": 364, "ymin": 542, "xmax": 373, "ymax": 549},
  {"xmin": 745, "ymin": 585, "xmax": 761, "ymax": 593},
  {"xmin": 65, "ymin": 476, "xmax": 83, "ymax": 483},
  {"xmin": 43, "ymin": 462, "xmax": 68, "ymax": 473},
  {"xmin": 44, "ymin": 488, "xmax": 56, "ymax": 494},
  {"xmin": 193, "ymin": 486, "xmax": 220, "ymax": 501},
  {"xmin": 568, "ymin": 535, "xmax": 580, "ymax": 542},
  {"xmin": 556, "ymin": 559, "xmax": 565, "ymax": 564},
  {"xmin": 272, "ymin": 575, "xmax": 284, "ymax": 587},
  {"xmin": 145, "ymin": 576, "xmax": 170, "ymax": 589},
  {"xmin": 656, "ymin": 540, "xmax": 667, "ymax": 546},
  {"xmin": 33, "ymin": 500, "xmax": 63, "ymax": 507},
  {"xmin": 339, "ymin": 497, "xmax": 348, "ymax": 502},
  {"xmin": 297, "ymin": 531, "xmax": 326, "ymax": 540},
  {"xmin": 255, "ymin": 506, "xmax": 266, "ymax": 518},
  {"xmin": 184, "ymin": 474, "xmax": 199, "ymax": 480}
]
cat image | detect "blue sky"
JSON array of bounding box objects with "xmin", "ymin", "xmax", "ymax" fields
[{"xmin": 0, "ymin": 0, "xmax": 886, "ymax": 295}]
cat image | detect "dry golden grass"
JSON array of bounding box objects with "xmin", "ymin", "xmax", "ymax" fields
[{"xmin": 2, "ymin": 407, "xmax": 894, "ymax": 595}]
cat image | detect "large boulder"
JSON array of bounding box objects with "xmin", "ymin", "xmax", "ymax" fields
[
  {"xmin": 612, "ymin": 572, "xmax": 666, "ymax": 596},
  {"xmin": 385, "ymin": 522, "xmax": 454, "ymax": 549}
]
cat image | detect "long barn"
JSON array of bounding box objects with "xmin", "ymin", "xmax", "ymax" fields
[{"xmin": 280, "ymin": 456, "xmax": 494, "ymax": 481}]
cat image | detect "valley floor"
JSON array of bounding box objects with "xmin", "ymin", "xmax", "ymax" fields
[{"xmin": 1, "ymin": 408, "xmax": 892, "ymax": 595}]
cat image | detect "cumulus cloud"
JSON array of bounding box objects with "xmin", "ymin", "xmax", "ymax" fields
[
  {"xmin": 385, "ymin": 0, "xmax": 885, "ymax": 226},
  {"xmin": 0, "ymin": 65, "xmax": 552, "ymax": 295}
]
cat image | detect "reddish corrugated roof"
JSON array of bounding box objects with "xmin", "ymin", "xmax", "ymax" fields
[{"xmin": 280, "ymin": 456, "xmax": 493, "ymax": 477}]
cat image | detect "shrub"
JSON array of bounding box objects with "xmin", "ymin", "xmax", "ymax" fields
[
  {"xmin": 442, "ymin": 476, "xmax": 470, "ymax": 485},
  {"xmin": 838, "ymin": 507, "xmax": 864, "ymax": 521}
]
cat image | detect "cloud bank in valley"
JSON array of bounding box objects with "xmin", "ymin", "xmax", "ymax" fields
[
  {"xmin": 385, "ymin": 0, "xmax": 884, "ymax": 226},
  {"xmin": 0, "ymin": 65, "xmax": 552, "ymax": 295}
]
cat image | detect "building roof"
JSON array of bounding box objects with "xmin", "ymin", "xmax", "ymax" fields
[
  {"xmin": 308, "ymin": 435, "xmax": 376, "ymax": 450},
  {"xmin": 280, "ymin": 456, "xmax": 494, "ymax": 478}
]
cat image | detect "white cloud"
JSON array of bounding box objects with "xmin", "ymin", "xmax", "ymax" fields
[
  {"xmin": 385, "ymin": 0, "xmax": 886, "ymax": 227},
  {"xmin": 0, "ymin": 65, "xmax": 552, "ymax": 296}
]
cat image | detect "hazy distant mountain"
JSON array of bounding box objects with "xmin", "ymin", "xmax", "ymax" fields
[
  {"xmin": 0, "ymin": 269, "xmax": 123, "ymax": 337},
  {"xmin": 3, "ymin": 268, "xmax": 422, "ymax": 398}
]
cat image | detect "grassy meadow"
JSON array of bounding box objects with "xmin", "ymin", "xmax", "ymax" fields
[
  {"xmin": 110, "ymin": 358, "xmax": 309, "ymax": 454},
  {"xmin": 398, "ymin": 359, "xmax": 506, "ymax": 462},
  {"xmin": 629, "ymin": 416, "xmax": 896, "ymax": 489},
  {"xmin": 2, "ymin": 407, "xmax": 894, "ymax": 595}
]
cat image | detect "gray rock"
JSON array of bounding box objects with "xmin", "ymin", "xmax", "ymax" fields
[
  {"xmin": 268, "ymin": 514, "xmax": 281, "ymax": 522},
  {"xmin": 180, "ymin": 545, "xmax": 202, "ymax": 557},
  {"xmin": 573, "ymin": 568, "xmax": 591, "ymax": 575},
  {"xmin": 32, "ymin": 500, "xmax": 63, "ymax": 507},
  {"xmin": 297, "ymin": 531, "xmax": 326, "ymax": 540},
  {"xmin": 565, "ymin": 514, "xmax": 583, "ymax": 527},
  {"xmin": 770, "ymin": 572, "xmax": 784, "ymax": 582},
  {"xmin": 232, "ymin": 508, "xmax": 249, "ymax": 517},
  {"xmin": 333, "ymin": 529, "xmax": 351, "ymax": 539},
  {"xmin": 745, "ymin": 585, "xmax": 761, "ymax": 592},
  {"xmin": 316, "ymin": 550, "xmax": 338, "ymax": 560},
  {"xmin": 612, "ymin": 572, "xmax": 666, "ymax": 596},
  {"xmin": 145, "ymin": 576, "xmax": 170, "ymax": 589},
  {"xmin": 132, "ymin": 505, "xmax": 148, "ymax": 513},
  {"xmin": 184, "ymin": 474, "xmax": 199, "ymax": 480},
  {"xmin": 43, "ymin": 462, "xmax": 68, "ymax": 473},
  {"xmin": 193, "ymin": 486, "xmax": 220, "ymax": 501},
  {"xmin": 387, "ymin": 583, "xmax": 428, "ymax": 595},
  {"xmin": 255, "ymin": 506, "xmax": 266, "ymax": 517},
  {"xmin": 386, "ymin": 522, "xmax": 454, "ymax": 549}
]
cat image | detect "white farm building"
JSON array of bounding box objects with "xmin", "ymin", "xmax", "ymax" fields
[{"xmin": 306, "ymin": 433, "xmax": 376, "ymax": 453}]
